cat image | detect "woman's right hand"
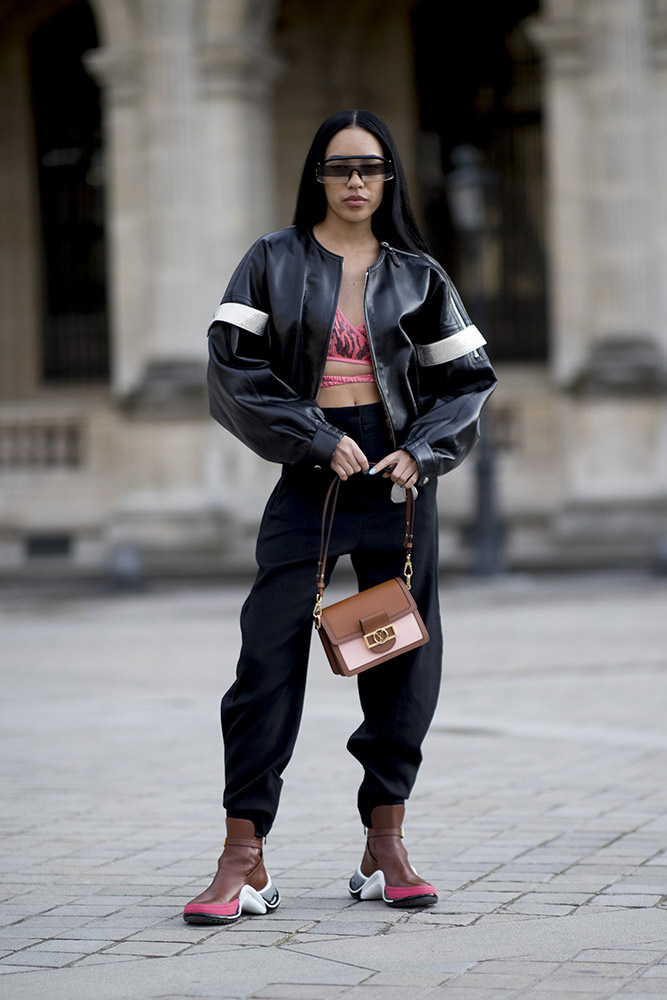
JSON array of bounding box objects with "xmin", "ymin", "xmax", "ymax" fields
[{"xmin": 330, "ymin": 435, "xmax": 369, "ymax": 480}]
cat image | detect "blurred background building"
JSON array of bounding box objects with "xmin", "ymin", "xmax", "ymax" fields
[{"xmin": 1, "ymin": 0, "xmax": 666, "ymax": 578}]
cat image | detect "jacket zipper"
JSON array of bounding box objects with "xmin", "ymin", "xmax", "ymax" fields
[
  {"xmin": 314, "ymin": 243, "xmax": 397, "ymax": 449},
  {"xmin": 364, "ymin": 264, "xmax": 397, "ymax": 449},
  {"xmin": 380, "ymin": 241, "xmax": 401, "ymax": 267}
]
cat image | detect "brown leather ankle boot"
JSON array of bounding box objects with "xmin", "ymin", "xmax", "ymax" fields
[
  {"xmin": 349, "ymin": 805, "xmax": 437, "ymax": 908},
  {"xmin": 183, "ymin": 818, "xmax": 280, "ymax": 925}
]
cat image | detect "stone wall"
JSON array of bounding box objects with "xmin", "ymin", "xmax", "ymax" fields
[{"xmin": 1, "ymin": 0, "xmax": 665, "ymax": 577}]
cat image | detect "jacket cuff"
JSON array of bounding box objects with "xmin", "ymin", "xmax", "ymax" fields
[
  {"xmin": 405, "ymin": 438, "xmax": 436, "ymax": 486},
  {"xmin": 308, "ymin": 422, "xmax": 344, "ymax": 468}
]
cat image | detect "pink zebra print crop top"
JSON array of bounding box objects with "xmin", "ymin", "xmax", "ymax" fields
[
  {"xmin": 319, "ymin": 307, "xmax": 377, "ymax": 389},
  {"xmin": 326, "ymin": 308, "xmax": 372, "ymax": 365}
]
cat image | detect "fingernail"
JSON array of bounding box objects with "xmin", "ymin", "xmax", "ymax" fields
[{"xmin": 368, "ymin": 467, "xmax": 376, "ymax": 475}]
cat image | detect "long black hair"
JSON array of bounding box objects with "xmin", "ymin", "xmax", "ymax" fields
[{"xmin": 293, "ymin": 110, "xmax": 430, "ymax": 255}]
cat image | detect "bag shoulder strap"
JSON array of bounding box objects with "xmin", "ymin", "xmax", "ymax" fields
[
  {"xmin": 316, "ymin": 476, "xmax": 341, "ymax": 600},
  {"xmin": 315, "ymin": 478, "xmax": 415, "ymax": 606}
]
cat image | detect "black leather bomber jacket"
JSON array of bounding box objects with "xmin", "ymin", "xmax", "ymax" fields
[{"xmin": 207, "ymin": 226, "xmax": 497, "ymax": 486}]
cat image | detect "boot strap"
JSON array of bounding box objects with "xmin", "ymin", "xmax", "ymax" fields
[
  {"xmin": 367, "ymin": 827, "xmax": 404, "ymax": 839},
  {"xmin": 223, "ymin": 837, "xmax": 262, "ymax": 849}
]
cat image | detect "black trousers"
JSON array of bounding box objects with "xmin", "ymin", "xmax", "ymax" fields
[{"xmin": 221, "ymin": 403, "xmax": 443, "ymax": 837}]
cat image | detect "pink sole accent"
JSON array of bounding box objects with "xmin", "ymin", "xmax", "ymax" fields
[
  {"xmin": 384, "ymin": 883, "xmax": 437, "ymax": 900},
  {"xmin": 183, "ymin": 899, "xmax": 240, "ymax": 917}
]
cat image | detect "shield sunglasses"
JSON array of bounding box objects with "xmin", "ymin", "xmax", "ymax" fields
[{"xmin": 316, "ymin": 155, "xmax": 395, "ymax": 184}]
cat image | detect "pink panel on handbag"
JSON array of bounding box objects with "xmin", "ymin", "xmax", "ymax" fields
[{"xmin": 336, "ymin": 614, "xmax": 424, "ymax": 673}]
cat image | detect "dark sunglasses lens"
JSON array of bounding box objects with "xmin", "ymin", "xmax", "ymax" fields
[
  {"xmin": 321, "ymin": 163, "xmax": 355, "ymax": 179},
  {"xmin": 318, "ymin": 158, "xmax": 393, "ymax": 182},
  {"xmin": 362, "ymin": 161, "xmax": 389, "ymax": 178}
]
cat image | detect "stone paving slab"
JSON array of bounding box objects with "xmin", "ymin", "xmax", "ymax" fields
[
  {"xmin": 1, "ymin": 573, "xmax": 667, "ymax": 998},
  {"xmin": 0, "ymin": 947, "xmax": 374, "ymax": 999}
]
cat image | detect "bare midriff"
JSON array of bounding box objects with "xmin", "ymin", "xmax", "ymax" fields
[{"xmin": 317, "ymin": 362, "xmax": 381, "ymax": 407}]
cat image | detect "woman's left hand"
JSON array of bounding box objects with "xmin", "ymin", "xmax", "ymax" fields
[{"xmin": 369, "ymin": 449, "xmax": 419, "ymax": 488}]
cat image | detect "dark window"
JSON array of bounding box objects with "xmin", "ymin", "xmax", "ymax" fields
[
  {"xmin": 25, "ymin": 535, "xmax": 73, "ymax": 559},
  {"xmin": 29, "ymin": 1, "xmax": 109, "ymax": 382},
  {"xmin": 412, "ymin": 0, "xmax": 547, "ymax": 362}
]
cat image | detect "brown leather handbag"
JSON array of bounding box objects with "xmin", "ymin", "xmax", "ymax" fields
[{"xmin": 313, "ymin": 477, "xmax": 429, "ymax": 676}]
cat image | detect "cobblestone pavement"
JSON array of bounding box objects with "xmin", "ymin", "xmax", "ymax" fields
[{"xmin": 2, "ymin": 572, "xmax": 667, "ymax": 999}]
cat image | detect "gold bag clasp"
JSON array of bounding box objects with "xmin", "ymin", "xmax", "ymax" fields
[{"xmin": 363, "ymin": 623, "xmax": 397, "ymax": 650}]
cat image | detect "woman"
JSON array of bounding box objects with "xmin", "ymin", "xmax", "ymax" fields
[{"xmin": 184, "ymin": 110, "xmax": 496, "ymax": 925}]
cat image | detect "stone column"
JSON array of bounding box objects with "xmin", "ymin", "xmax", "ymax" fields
[
  {"xmin": 531, "ymin": 0, "xmax": 667, "ymax": 564},
  {"xmin": 89, "ymin": 0, "xmax": 281, "ymax": 408},
  {"xmin": 528, "ymin": 6, "xmax": 587, "ymax": 383},
  {"xmin": 88, "ymin": 0, "xmax": 284, "ymax": 571},
  {"xmin": 586, "ymin": 0, "xmax": 651, "ymax": 349},
  {"xmin": 135, "ymin": 0, "xmax": 205, "ymax": 401},
  {"xmin": 195, "ymin": 21, "xmax": 284, "ymax": 519},
  {"xmin": 198, "ymin": 37, "xmax": 283, "ymax": 302},
  {"xmin": 85, "ymin": 44, "xmax": 145, "ymax": 397},
  {"xmin": 101, "ymin": 0, "xmax": 282, "ymax": 414},
  {"xmin": 650, "ymin": 0, "xmax": 667, "ymax": 358},
  {"xmin": 532, "ymin": 0, "xmax": 658, "ymax": 384}
]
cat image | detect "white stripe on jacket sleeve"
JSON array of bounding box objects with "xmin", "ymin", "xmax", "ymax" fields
[
  {"xmin": 209, "ymin": 302, "xmax": 269, "ymax": 336},
  {"xmin": 416, "ymin": 325, "xmax": 486, "ymax": 366}
]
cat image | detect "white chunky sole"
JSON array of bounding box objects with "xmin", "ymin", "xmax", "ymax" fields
[
  {"xmin": 183, "ymin": 877, "xmax": 280, "ymax": 925},
  {"xmin": 349, "ymin": 867, "xmax": 438, "ymax": 908}
]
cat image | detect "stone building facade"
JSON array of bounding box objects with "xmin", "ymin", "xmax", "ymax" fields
[{"xmin": 0, "ymin": 0, "xmax": 665, "ymax": 577}]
